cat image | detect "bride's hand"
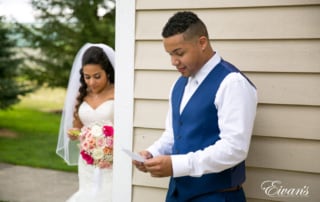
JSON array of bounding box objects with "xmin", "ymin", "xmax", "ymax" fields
[{"xmin": 67, "ymin": 128, "xmax": 80, "ymax": 140}]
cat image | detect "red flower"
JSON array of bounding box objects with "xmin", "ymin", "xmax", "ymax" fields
[
  {"xmin": 80, "ymin": 150, "xmax": 94, "ymax": 165},
  {"xmin": 103, "ymin": 125, "xmax": 114, "ymax": 137}
]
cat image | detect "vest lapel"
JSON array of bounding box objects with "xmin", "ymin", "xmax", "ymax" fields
[{"xmin": 172, "ymin": 77, "xmax": 188, "ymax": 117}]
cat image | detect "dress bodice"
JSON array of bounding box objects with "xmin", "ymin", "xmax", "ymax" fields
[{"xmin": 78, "ymin": 100, "xmax": 114, "ymax": 126}]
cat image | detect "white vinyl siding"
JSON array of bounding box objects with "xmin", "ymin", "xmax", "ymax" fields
[{"xmin": 127, "ymin": 1, "xmax": 320, "ymax": 201}]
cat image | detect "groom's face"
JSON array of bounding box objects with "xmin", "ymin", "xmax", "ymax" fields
[{"xmin": 163, "ymin": 33, "xmax": 204, "ymax": 77}]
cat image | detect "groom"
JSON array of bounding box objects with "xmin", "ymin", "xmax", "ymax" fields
[{"xmin": 134, "ymin": 11, "xmax": 257, "ymax": 201}]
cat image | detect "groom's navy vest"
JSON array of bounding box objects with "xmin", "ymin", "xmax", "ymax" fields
[{"xmin": 168, "ymin": 60, "xmax": 250, "ymax": 201}]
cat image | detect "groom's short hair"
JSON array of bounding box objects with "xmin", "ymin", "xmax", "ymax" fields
[{"xmin": 162, "ymin": 11, "xmax": 209, "ymax": 40}]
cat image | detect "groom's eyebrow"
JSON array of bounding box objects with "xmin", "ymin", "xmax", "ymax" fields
[{"xmin": 168, "ymin": 48, "xmax": 182, "ymax": 55}]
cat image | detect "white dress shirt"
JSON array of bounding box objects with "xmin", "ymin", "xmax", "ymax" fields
[{"xmin": 147, "ymin": 52, "xmax": 258, "ymax": 178}]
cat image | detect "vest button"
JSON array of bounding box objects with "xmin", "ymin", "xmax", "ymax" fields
[{"xmin": 179, "ymin": 121, "xmax": 183, "ymax": 125}]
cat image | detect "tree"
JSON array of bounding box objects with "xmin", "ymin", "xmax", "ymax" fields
[
  {"xmin": 0, "ymin": 16, "xmax": 34, "ymax": 109},
  {"xmin": 16, "ymin": 0, "xmax": 115, "ymax": 88}
]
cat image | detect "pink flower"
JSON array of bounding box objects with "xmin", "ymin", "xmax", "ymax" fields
[
  {"xmin": 103, "ymin": 125, "xmax": 114, "ymax": 137},
  {"xmin": 87, "ymin": 137, "xmax": 96, "ymax": 149},
  {"xmin": 81, "ymin": 141, "xmax": 90, "ymax": 151},
  {"xmin": 80, "ymin": 150, "xmax": 94, "ymax": 165},
  {"xmin": 96, "ymin": 137, "xmax": 106, "ymax": 147},
  {"xmin": 99, "ymin": 160, "xmax": 112, "ymax": 169},
  {"xmin": 106, "ymin": 137, "xmax": 113, "ymax": 148}
]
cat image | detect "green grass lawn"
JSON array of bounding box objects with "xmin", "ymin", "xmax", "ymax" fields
[{"xmin": 0, "ymin": 87, "xmax": 77, "ymax": 172}]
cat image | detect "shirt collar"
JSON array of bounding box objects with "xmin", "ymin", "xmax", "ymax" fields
[{"xmin": 189, "ymin": 52, "xmax": 221, "ymax": 85}]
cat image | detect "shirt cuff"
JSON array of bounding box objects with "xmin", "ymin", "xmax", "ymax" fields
[
  {"xmin": 146, "ymin": 145, "xmax": 160, "ymax": 157},
  {"xmin": 171, "ymin": 154, "xmax": 191, "ymax": 177}
]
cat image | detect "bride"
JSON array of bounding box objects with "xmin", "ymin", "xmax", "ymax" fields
[{"xmin": 56, "ymin": 43, "xmax": 115, "ymax": 202}]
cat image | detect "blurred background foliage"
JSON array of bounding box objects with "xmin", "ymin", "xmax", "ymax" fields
[
  {"xmin": 16, "ymin": 0, "xmax": 115, "ymax": 88},
  {"xmin": 0, "ymin": 16, "xmax": 35, "ymax": 109},
  {"xmin": 0, "ymin": 0, "xmax": 115, "ymax": 109}
]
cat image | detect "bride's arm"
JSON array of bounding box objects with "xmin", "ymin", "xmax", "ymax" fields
[{"xmin": 68, "ymin": 113, "xmax": 83, "ymax": 140}]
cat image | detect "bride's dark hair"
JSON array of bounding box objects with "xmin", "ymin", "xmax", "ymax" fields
[{"xmin": 74, "ymin": 46, "xmax": 114, "ymax": 119}]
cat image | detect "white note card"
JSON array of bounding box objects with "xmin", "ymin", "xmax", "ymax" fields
[{"xmin": 122, "ymin": 148, "xmax": 145, "ymax": 162}]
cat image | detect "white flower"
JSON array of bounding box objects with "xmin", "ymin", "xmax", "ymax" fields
[
  {"xmin": 91, "ymin": 125, "xmax": 103, "ymax": 137},
  {"xmin": 92, "ymin": 148, "xmax": 104, "ymax": 160}
]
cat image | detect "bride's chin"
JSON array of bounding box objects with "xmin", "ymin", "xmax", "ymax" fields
[{"xmin": 90, "ymin": 89, "xmax": 100, "ymax": 93}]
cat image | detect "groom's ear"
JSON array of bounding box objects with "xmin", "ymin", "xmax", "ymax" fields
[{"xmin": 198, "ymin": 36, "xmax": 209, "ymax": 51}]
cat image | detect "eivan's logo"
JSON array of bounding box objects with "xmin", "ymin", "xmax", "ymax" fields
[{"xmin": 261, "ymin": 180, "xmax": 310, "ymax": 198}]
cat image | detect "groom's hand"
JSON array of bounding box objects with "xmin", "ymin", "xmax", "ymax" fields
[
  {"xmin": 144, "ymin": 155, "xmax": 173, "ymax": 177},
  {"xmin": 133, "ymin": 150, "xmax": 153, "ymax": 173}
]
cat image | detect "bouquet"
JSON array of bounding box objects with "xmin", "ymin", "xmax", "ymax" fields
[{"xmin": 78, "ymin": 122, "xmax": 114, "ymax": 169}]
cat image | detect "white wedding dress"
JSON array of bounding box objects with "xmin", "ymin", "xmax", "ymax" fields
[{"xmin": 67, "ymin": 100, "xmax": 114, "ymax": 202}]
